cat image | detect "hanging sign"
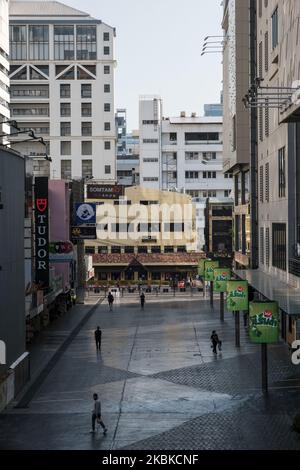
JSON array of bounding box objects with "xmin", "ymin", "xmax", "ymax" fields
[
  {"xmin": 249, "ymin": 302, "xmax": 279, "ymax": 344},
  {"xmin": 204, "ymin": 260, "xmax": 219, "ymax": 282},
  {"xmin": 35, "ymin": 177, "xmax": 49, "ymax": 289},
  {"xmin": 213, "ymin": 268, "xmax": 231, "ymax": 293},
  {"xmin": 227, "ymin": 280, "xmax": 248, "ymax": 311}
]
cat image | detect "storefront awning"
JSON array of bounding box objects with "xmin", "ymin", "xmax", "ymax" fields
[{"xmin": 236, "ymin": 270, "xmax": 300, "ymax": 316}]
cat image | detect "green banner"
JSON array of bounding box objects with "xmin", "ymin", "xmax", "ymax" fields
[
  {"xmin": 213, "ymin": 268, "xmax": 231, "ymax": 293},
  {"xmin": 249, "ymin": 302, "xmax": 279, "ymax": 344},
  {"xmin": 204, "ymin": 261, "xmax": 219, "ymax": 282},
  {"xmin": 227, "ymin": 280, "xmax": 248, "ymax": 311},
  {"xmin": 197, "ymin": 259, "xmax": 208, "ymax": 276}
]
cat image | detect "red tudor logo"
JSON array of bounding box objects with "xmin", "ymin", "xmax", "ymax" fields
[
  {"xmin": 36, "ymin": 198, "xmax": 48, "ymax": 213},
  {"xmin": 264, "ymin": 310, "xmax": 273, "ymax": 318}
]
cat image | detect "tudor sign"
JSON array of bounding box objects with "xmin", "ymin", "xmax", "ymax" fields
[{"xmin": 35, "ymin": 177, "xmax": 49, "ymax": 288}]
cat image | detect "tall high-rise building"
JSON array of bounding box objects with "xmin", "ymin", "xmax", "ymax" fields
[
  {"xmin": 0, "ymin": 0, "xmax": 10, "ymax": 144},
  {"xmin": 139, "ymin": 96, "xmax": 233, "ymax": 199},
  {"xmin": 115, "ymin": 108, "xmax": 140, "ymax": 186},
  {"xmin": 8, "ymin": 1, "xmax": 116, "ymax": 180}
]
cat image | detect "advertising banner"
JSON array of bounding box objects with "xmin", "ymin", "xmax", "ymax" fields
[
  {"xmin": 75, "ymin": 203, "xmax": 96, "ymax": 225},
  {"xmin": 71, "ymin": 226, "xmax": 97, "ymax": 240},
  {"xmin": 204, "ymin": 260, "xmax": 219, "ymax": 282},
  {"xmin": 213, "ymin": 268, "xmax": 231, "ymax": 293},
  {"xmin": 227, "ymin": 280, "xmax": 249, "ymax": 311},
  {"xmin": 49, "ymin": 241, "xmax": 74, "ymax": 263},
  {"xmin": 249, "ymin": 302, "xmax": 279, "ymax": 344},
  {"xmin": 87, "ymin": 184, "xmax": 124, "ymax": 200},
  {"xmin": 197, "ymin": 259, "xmax": 208, "ymax": 276},
  {"xmin": 35, "ymin": 177, "xmax": 49, "ymax": 288}
]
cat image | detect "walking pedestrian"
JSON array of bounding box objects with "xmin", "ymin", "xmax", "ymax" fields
[
  {"xmin": 94, "ymin": 326, "xmax": 102, "ymax": 352},
  {"xmin": 211, "ymin": 330, "xmax": 222, "ymax": 354},
  {"xmin": 140, "ymin": 292, "xmax": 145, "ymax": 310},
  {"xmin": 108, "ymin": 292, "xmax": 114, "ymax": 311},
  {"xmin": 90, "ymin": 393, "xmax": 107, "ymax": 435}
]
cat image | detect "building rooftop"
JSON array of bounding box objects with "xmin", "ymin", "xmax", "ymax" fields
[
  {"xmin": 166, "ymin": 116, "xmax": 223, "ymax": 125},
  {"xmin": 10, "ymin": 1, "xmax": 92, "ymax": 18}
]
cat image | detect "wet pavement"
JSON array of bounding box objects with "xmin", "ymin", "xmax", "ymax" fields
[{"xmin": 1, "ymin": 293, "xmax": 300, "ymax": 450}]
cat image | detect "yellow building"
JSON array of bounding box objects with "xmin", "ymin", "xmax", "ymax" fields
[{"xmin": 84, "ymin": 184, "xmax": 203, "ymax": 284}]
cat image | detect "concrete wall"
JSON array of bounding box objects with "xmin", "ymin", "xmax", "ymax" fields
[{"xmin": 0, "ymin": 149, "xmax": 26, "ymax": 375}]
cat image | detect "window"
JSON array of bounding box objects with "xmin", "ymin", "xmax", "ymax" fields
[
  {"xmin": 10, "ymin": 25, "xmax": 27, "ymax": 60},
  {"xmin": 81, "ymin": 122, "xmax": 92, "ymax": 136},
  {"xmin": 104, "ymin": 84, "xmax": 110, "ymax": 93},
  {"xmin": 104, "ymin": 141, "xmax": 111, "ymax": 150},
  {"xmin": 143, "ymin": 158, "xmax": 158, "ymax": 163},
  {"xmin": 185, "ymin": 171, "xmax": 199, "ymax": 179},
  {"xmin": 104, "ymin": 46, "xmax": 110, "ymax": 55},
  {"xmin": 185, "ymin": 152, "xmax": 199, "ymax": 160},
  {"xmin": 272, "ymin": 7, "xmax": 279, "ymax": 49},
  {"xmin": 60, "ymin": 84, "xmax": 70, "ymax": 98},
  {"xmin": 81, "ymin": 102, "xmax": 92, "ymax": 117},
  {"xmin": 104, "ymin": 103, "xmax": 111, "ymax": 112},
  {"xmin": 61, "ymin": 160, "xmax": 71, "ymax": 179},
  {"xmin": 259, "ymin": 41, "xmax": 263, "ymax": 79},
  {"xmin": 265, "ymin": 163, "xmax": 270, "ymax": 202},
  {"xmin": 56, "ymin": 65, "xmax": 74, "ymax": 80},
  {"xmin": 185, "ymin": 132, "xmax": 219, "ymax": 141},
  {"xmin": 103, "ymin": 32, "xmax": 110, "ymax": 41},
  {"xmin": 60, "ymin": 122, "xmax": 71, "ymax": 136},
  {"xmin": 232, "ymin": 115, "xmax": 236, "ymax": 150},
  {"xmin": 272, "ymin": 223, "xmax": 286, "ymax": 271},
  {"xmin": 85, "ymin": 246, "xmax": 95, "ymax": 254},
  {"xmin": 266, "ymin": 227, "xmax": 270, "ymax": 267},
  {"xmin": 76, "ymin": 25, "xmax": 97, "ymax": 60},
  {"xmin": 104, "ymin": 122, "xmax": 111, "ymax": 131},
  {"xmin": 265, "ymin": 31, "xmax": 269, "ymax": 72},
  {"xmin": 143, "ymin": 139, "xmax": 158, "ymax": 144},
  {"xmin": 60, "ymin": 102, "xmax": 71, "ymax": 117},
  {"xmin": 143, "ymin": 177, "xmax": 158, "ymax": 182},
  {"xmin": 82, "ymin": 160, "xmax": 93, "ymax": 178},
  {"xmin": 260, "ymin": 227, "xmax": 265, "ymax": 265},
  {"xmin": 105, "ymin": 165, "xmax": 111, "ymax": 174},
  {"xmin": 203, "ymin": 171, "xmax": 216, "ymax": 179},
  {"xmin": 81, "ymin": 84, "xmax": 91, "ymax": 98},
  {"xmin": 170, "ymin": 133, "xmax": 177, "ymax": 142},
  {"xmin": 259, "ymin": 108, "xmax": 263, "ymax": 141},
  {"xmin": 77, "ymin": 66, "xmax": 96, "ymax": 79},
  {"xmin": 81, "ymin": 141, "xmax": 92, "ymax": 155},
  {"xmin": 224, "ymin": 190, "xmax": 230, "ymax": 198},
  {"xmin": 142, "ymin": 120, "xmax": 158, "ymax": 125},
  {"xmin": 265, "ymin": 99, "xmax": 269, "ymax": 137},
  {"xmin": 60, "ymin": 141, "xmax": 71, "ymax": 155},
  {"xmin": 54, "ymin": 25, "xmax": 74, "ymax": 60},
  {"xmin": 104, "ymin": 65, "xmax": 110, "ymax": 74},
  {"xmin": 278, "ymin": 147, "xmax": 286, "ymax": 198},
  {"xmin": 260, "ymin": 166, "xmax": 264, "ymax": 203},
  {"xmin": 203, "ymin": 152, "xmax": 217, "ymax": 161},
  {"xmin": 29, "ymin": 25, "xmax": 49, "ymax": 60}
]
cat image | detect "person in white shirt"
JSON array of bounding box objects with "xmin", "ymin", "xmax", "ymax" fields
[{"xmin": 90, "ymin": 393, "xmax": 107, "ymax": 435}]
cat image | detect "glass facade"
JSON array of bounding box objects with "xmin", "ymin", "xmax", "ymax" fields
[
  {"xmin": 76, "ymin": 25, "xmax": 97, "ymax": 60},
  {"xmin": 10, "ymin": 25, "xmax": 27, "ymax": 60},
  {"xmin": 29, "ymin": 25, "xmax": 49, "ymax": 60},
  {"xmin": 54, "ymin": 25, "xmax": 74, "ymax": 60}
]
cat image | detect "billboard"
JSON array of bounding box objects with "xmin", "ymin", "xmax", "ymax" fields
[
  {"xmin": 204, "ymin": 260, "xmax": 219, "ymax": 281},
  {"xmin": 75, "ymin": 203, "xmax": 96, "ymax": 225},
  {"xmin": 49, "ymin": 241, "xmax": 74, "ymax": 263},
  {"xmin": 249, "ymin": 302, "xmax": 279, "ymax": 344},
  {"xmin": 227, "ymin": 280, "xmax": 249, "ymax": 311},
  {"xmin": 35, "ymin": 177, "xmax": 49, "ymax": 289},
  {"xmin": 87, "ymin": 184, "xmax": 124, "ymax": 200},
  {"xmin": 71, "ymin": 226, "xmax": 97, "ymax": 240},
  {"xmin": 213, "ymin": 268, "xmax": 231, "ymax": 293}
]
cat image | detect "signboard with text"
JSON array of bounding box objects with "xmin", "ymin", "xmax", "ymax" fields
[
  {"xmin": 87, "ymin": 184, "xmax": 124, "ymax": 200},
  {"xmin": 71, "ymin": 226, "xmax": 97, "ymax": 240},
  {"xmin": 213, "ymin": 268, "xmax": 231, "ymax": 293},
  {"xmin": 75, "ymin": 203, "xmax": 96, "ymax": 225},
  {"xmin": 249, "ymin": 302, "xmax": 279, "ymax": 344},
  {"xmin": 49, "ymin": 241, "xmax": 74, "ymax": 263},
  {"xmin": 204, "ymin": 260, "xmax": 219, "ymax": 282},
  {"xmin": 35, "ymin": 177, "xmax": 49, "ymax": 289},
  {"xmin": 227, "ymin": 280, "xmax": 249, "ymax": 312}
]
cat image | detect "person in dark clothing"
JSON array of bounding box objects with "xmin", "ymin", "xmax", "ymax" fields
[
  {"xmin": 94, "ymin": 326, "xmax": 102, "ymax": 351},
  {"xmin": 211, "ymin": 330, "xmax": 221, "ymax": 354},
  {"xmin": 140, "ymin": 292, "xmax": 145, "ymax": 310},
  {"xmin": 108, "ymin": 292, "xmax": 114, "ymax": 311},
  {"xmin": 90, "ymin": 393, "xmax": 107, "ymax": 435}
]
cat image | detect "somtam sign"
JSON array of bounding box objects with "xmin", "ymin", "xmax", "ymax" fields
[
  {"xmin": 35, "ymin": 177, "xmax": 49, "ymax": 288},
  {"xmin": 249, "ymin": 302, "xmax": 279, "ymax": 344},
  {"xmin": 227, "ymin": 280, "xmax": 248, "ymax": 311}
]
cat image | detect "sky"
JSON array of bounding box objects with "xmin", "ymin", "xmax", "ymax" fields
[{"xmin": 62, "ymin": 0, "xmax": 223, "ymax": 130}]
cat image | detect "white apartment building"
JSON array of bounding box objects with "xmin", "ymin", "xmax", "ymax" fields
[
  {"xmin": 8, "ymin": 1, "xmax": 116, "ymax": 180},
  {"xmin": 115, "ymin": 108, "xmax": 139, "ymax": 186},
  {"xmin": 139, "ymin": 96, "xmax": 233, "ymax": 198},
  {"xmin": 0, "ymin": 0, "xmax": 10, "ymax": 144}
]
